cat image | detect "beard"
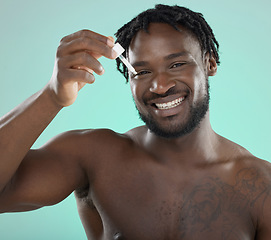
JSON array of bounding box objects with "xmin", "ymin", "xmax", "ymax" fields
[{"xmin": 136, "ymin": 82, "xmax": 210, "ymax": 139}]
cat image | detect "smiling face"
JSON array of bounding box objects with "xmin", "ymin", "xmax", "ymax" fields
[{"xmin": 128, "ymin": 23, "xmax": 217, "ymax": 138}]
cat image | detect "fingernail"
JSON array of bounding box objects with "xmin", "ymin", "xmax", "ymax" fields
[
  {"xmin": 98, "ymin": 66, "xmax": 105, "ymax": 75},
  {"xmin": 107, "ymin": 37, "xmax": 115, "ymax": 47}
]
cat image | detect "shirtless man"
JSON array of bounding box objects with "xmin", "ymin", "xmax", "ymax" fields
[{"xmin": 0, "ymin": 4, "xmax": 270, "ymax": 240}]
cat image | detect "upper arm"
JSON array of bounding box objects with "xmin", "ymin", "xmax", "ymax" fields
[
  {"xmin": 256, "ymin": 193, "xmax": 271, "ymax": 239},
  {"xmin": 0, "ymin": 131, "xmax": 89, "ymax": 213},
  {"xmin": 254, "ymin": 160, "xmax": 271, "ymax": 239}
]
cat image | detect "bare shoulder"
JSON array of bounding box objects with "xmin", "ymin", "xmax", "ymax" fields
[
  {"xmin": 42, "ymin": 128, "xmax": 129, "ymax": 151},
  {"xmin": 225, "ymin": 138, "xmax": 271, "ymax": 206},
  {"xmin": 248, "ymin": 158, "xmax": 271, "ymax": 239},
  {"xmin": 234, "ymin": 154, "xmax": 271, "ymax": 183},
  {"xmin": 55, "ymin": 127, "xmax": 137, "ymax": 167},
  {"xmin": 219, "ymin": 135, "xmax": 271, "ymax": 179},
  {"xmin": 37, "ymin": 128, "xmax": 134, "ymax": 182},
  {"xmin": 233, "ymin": 155, "xmax": 271, "ymax": 239}
]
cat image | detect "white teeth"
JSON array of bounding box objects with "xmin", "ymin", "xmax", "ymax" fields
[{"xmin": 155, "ymin": 97, "xmax": 185, "ymax": 110}]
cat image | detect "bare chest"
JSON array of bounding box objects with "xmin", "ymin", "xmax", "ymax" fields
[{"xmin": 80, "ymin": 159, "xmax": 259, "ymax": 240}]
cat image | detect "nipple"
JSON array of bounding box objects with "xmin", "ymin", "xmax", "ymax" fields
[{"xmin": 114, "ymin": 232, "xmax": 126, "ymax": 240}]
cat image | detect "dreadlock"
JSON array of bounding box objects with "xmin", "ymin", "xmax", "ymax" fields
[{"xmin": 115, "ymin": 4, "xmax": 220, "ymax": 82}]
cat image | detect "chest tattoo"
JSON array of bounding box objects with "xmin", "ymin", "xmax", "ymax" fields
[
  {"xmin": 175, "ymin": 167, "xmax": 271, "ymax": 239},
  {"xmin": 152, "ymin": 167, "xmax": 270, "ymax": 239}
]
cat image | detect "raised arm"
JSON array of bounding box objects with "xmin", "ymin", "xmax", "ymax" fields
[{"xmin": 0, "ymin": 30, "xmax": 117, "ymax": 212}]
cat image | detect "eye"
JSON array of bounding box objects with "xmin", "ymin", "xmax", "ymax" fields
[
  {"xmin": 170, "ymin": 62, "xmax": 185, "ymax": 69},
  {"xmin": 134, "ymin": 70, "xmax": 151, "ymax": 77}
]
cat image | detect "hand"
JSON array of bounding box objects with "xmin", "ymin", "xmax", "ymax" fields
[{"xmin": 46, "ymin": 30, "xmax": 117, "ymax": 107}]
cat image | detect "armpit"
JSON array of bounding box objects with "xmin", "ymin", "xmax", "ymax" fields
[{"xmin": 74, "ymin": 184, "xmax": 96, "ymax": 209}]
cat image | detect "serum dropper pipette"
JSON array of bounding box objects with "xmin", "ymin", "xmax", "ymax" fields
[{"xmin": 113, "ymin": 43, "xmax": 137, "ymax": 75}]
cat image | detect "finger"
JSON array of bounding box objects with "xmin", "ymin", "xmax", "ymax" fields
[
  {"xmin": 59, "ymin": 52, "xmax": 105, "ymax": 75},
  {"xmin": 107, "ymin": 36, "xmax": 115, "ymax": 47},
  {"xmin": 71, "ymin": 65, "xmax": 94, "ymax": 75},
  {"xmin": 64, "ymin": 69, "xmax": 96, "ymax": 84},
  {"xmin": 58, "ymin": 37, "xmax": 117, "ymax": 60},
  {"xmin": 60, "ymin": 29, "xmax": 109, "ymax": 45}
]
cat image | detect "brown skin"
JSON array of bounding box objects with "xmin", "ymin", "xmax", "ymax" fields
[{"xmin": 0, "ymin": 24, "xmax": 270, "ymax": 240}]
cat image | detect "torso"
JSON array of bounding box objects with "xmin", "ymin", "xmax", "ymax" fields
[{"xmin": 73, "ymin": 128, "xmax": 270, "ymax": 240}]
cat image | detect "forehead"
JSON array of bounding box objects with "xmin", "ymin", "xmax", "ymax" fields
[{"xmin": 128, "ymin": 23, "xmax": 202, "ymax": 62}]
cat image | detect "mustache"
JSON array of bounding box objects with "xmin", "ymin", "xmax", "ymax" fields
[{"xmin": 143, "ymin": 87, "xmax": 190, "ymax": 103}]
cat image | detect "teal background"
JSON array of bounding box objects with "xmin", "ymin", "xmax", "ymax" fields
[{"xmin": 0, "ymin": 0, "xmax": 270, "ymax": 239}]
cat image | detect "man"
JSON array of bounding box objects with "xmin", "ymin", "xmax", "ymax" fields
[{"xmin": 0, "ymin": 4, "xmax": 270, "ymax": 240}]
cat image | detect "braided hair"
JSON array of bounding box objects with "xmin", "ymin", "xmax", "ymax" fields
[{"xmin": 115, "ymin": 4, "xmax": 220, "ymax": 82}]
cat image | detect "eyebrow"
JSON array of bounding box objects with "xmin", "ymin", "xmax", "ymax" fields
[
  {"xmin": 132, "ymin": 51, "xmax": 189, "ymax": 67},
  {"xmin": 165, "ymin": 51, "xmax": 189, "ymax": 60}
]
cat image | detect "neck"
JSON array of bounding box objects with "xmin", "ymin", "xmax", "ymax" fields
[{"xmin": 143, "ymin": 112, "xmax": 219, "ymax": 164}]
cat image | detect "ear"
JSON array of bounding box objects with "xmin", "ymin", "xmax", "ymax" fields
[{"xmin": 205, "ymin": 53, "xmax": 217, "ymax": 76}]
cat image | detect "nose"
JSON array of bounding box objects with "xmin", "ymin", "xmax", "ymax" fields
[{"xmin": 149, "ymin": 72, "xmax": 176, "ymax": 95}]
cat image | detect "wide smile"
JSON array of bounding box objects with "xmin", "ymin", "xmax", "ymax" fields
[
  {"xmin": 147, "ymin": 94, "xmax": 188, "ymax": 118},
  {"xmin": 154, "ymin": 97, "xmax": 185, "ymax": 110}
]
